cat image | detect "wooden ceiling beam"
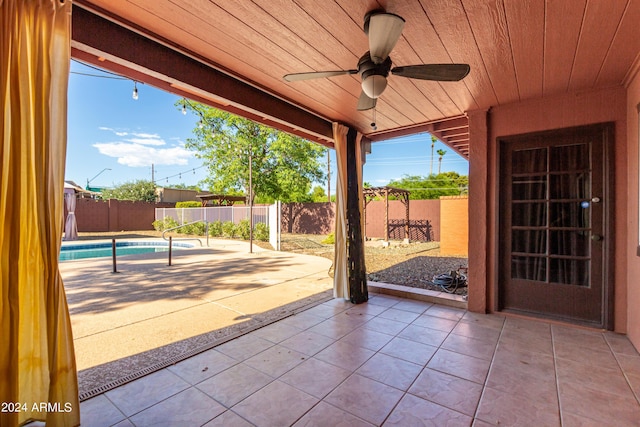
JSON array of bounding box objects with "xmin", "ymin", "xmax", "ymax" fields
[
  {"xmin": 440, "ymin": 129, "xmax": 470, "ymax": 139},
  {"xmin": 71, "ymin": 5, "xmax": 335, "ymax": 147},
  {"xmin": 432, "ymin": 116, "xmax": 469, "ymax": 132},
  {"xmin": 445, "ymin": 135, "xmax": 471, "ymax": 144}
]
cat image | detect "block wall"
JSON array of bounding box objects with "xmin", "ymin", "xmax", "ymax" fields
[{"xmin": 439, "ymin": 196, "xmax": 468, "ymax": 256}]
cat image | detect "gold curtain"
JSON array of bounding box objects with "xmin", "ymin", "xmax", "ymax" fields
[
  {"xmin": 332, "ymin": 124, "xmax": 349, "ymax": 299},
  {"xmin": 0, "ymin": 1, "xmax": 79, "ymax": 426},
  {"xmin": 332, "ymin": 123, "xmax": 365, "ymax": 300}
]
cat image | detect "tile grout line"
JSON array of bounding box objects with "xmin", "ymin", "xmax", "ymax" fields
[
  {"xmin": 603, "ymin": 332, "xmax": 640, "ymax": 406},
  {"xmin": 274, "ymin": 298, "xmax": 383, "ymax": 426},
  {"xmin": 471, "ymin": 315, "xmax": 506, "ymax": 425},
  {"xmin": 377, "ymin": 301, "xmax": 473, "ymax": 425},
  {"xmin": 551, "ymin": 325, "xmax": 566, "ymax": 426},
  {"xmin": 215, "ymin": 299, "xmax": 362, "ymax": 426},
  {"xmin": 376, "ymin": 300, "xmax": 435, "ymax": 426}
]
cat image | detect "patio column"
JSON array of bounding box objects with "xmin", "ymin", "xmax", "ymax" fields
[
  {"xmin": 346, "ymin": 127, "xmax": 368, "ymax": 303},
  {"xmin": 467, "ymin": 108, "xmax": 489, "ymax": 313},
  {"xmin": 332, "ymin": 124, "xmax": 367, "ymax": 303}
]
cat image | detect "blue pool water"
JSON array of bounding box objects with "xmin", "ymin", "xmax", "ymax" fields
[{"xmin": 59, "ymin": 241, "xmax": 192, "ymax": 261}]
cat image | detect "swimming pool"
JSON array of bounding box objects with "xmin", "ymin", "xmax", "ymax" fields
[{"xmin": 59, "ymin": 241, "xmax": 194, "ymax": 262}]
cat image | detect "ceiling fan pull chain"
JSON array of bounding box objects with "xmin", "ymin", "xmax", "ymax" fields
[{"xmin": 371, "ymin": 106, "xmax": 377, "ymax": 130}]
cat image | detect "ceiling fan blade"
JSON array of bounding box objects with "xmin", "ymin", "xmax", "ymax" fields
[
  {"xmin": 283, "ymin": 70, "xmax": 357, "ymax": 82},
  {"xmin": 357, "ymin": 91, "xmax": 377, "ymax": 111},
  {"xmin": 392, "ymin": 64, "xmax": 470, "ymax": 81},
  {"xmin": 367, "ymin": 12, "xmax": 405, "ymax": 64}
]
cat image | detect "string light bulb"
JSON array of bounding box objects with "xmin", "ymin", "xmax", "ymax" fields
[
  {"xmin": 132, "ymin": 81, "xmax": 139, "ymax": 100},
  {"xmin": 181, "ymin": 99, "xmax": 187, "ymax": 115}
]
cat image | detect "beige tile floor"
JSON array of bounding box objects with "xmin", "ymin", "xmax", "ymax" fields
[{"xmin": 80, "ymin": 294, "xmax": 640, "ymax": 426}]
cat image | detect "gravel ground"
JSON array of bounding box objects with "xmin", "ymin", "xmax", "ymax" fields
[{"xmin": 279, "ymin": 234, "xmax": 469, "ymax": 296}]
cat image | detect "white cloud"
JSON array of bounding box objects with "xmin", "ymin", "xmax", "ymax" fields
[
  {"xmin": 93, "ymin": 142, "xmax": 192, "ymax": 167},
  {"xmin": 131, "ymin": 132, "xmax": 160, "ymax": 139},
  {"xmin": 99, "ymin": 126, "xmax": 128, "ymax": 137},
  {"xmin": 125, "ymin": 137, "xmax": 166, "ymax": 146},
  {"xmin": 94, "ymin": 127, "xmax": 192, "ymax": 167}
]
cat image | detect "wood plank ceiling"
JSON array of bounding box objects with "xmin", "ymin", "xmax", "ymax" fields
[{"xmin": 73, "ymin": 0, "xmax": 640, "ymax": 158}]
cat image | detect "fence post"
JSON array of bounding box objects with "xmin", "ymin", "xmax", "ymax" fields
[{"xmin": 111, "ymin": 238, "xmax": 117, "ymax": 273}]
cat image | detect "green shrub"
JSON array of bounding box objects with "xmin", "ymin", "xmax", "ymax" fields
[
  {"xmin": 175, "ymin": 201, "xmax": 201, "ymax": 208},
  {"xmin": 236, "ymin": 219, "xmax": 251, "ymax": 240},
  {"xmin": 152, "ymin": 217, "xmax": 179, "ymax": 231},
  {"xmin": 222, "ymin": 221, "xmax": 236, "ymax": 238},
  {"xmin": 208, "ymin": 220, "xmax": 223, "ymax": 237},
  {"xmin": 321, "ymin": 232, "xmax": 335, "ymax": 244},
  {"xmin": 183, "ymin": 221, "xmax": 206, "ymax": 236},
  {"xmin": 255, "ymin": 222, "xmax": 269, "ymax": 242}
]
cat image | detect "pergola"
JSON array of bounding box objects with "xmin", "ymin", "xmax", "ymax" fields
[
  {"xmin": 197, "ymin": 194, "xmax": 247, "ymax": 206},
  {"xmin": 363, "ymin": 186, "xmax": 410, "ymax": 242}
]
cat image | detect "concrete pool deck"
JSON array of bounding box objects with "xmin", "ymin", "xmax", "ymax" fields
[{"xmin": 59, "ymin": 238, "xmax": 334, "ymax": 398}]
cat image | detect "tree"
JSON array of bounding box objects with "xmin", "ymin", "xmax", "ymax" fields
[
  {"xmin": 310, "ymin": 185, "xmax": 328, "ymax": 202},
  {"xmin": 437, "ymin": 148, "xmax": 447, "ymax": 174},
  {"xmin": 387, "ymin": 173, "xmax": 468, "ymax": 199},
  {"xmin": 101, "ymin": 180, "xmax": 156, "ymax": 202},
  {"xmin": 430, "ymin": 135, "xmax": 437, "ymax": 176},
  {"xmin": 166, "ymin": 183, "xmax": 202, "ymax": 192},
  {"xmin": 182, "ymin": 102, "xmax": 327, "ymax": 203}
]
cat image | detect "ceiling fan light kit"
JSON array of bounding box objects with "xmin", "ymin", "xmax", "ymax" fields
[
  {"xmin": 283, "ymin": 9, "xmax": 470, "ymax": 112},
  {"xmin": 361, "ymin": 74, "xmax": 387, "ymax": 98}
]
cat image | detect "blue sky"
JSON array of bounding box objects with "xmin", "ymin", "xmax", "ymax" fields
[{"xmin": 67, "ymin": 61, "xmax": 468, "ymax": 194}]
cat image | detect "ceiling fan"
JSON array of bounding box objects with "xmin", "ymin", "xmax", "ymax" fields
[{"xmin": 283, "ymin": 10, "xmax": 470, "ymax": 111}]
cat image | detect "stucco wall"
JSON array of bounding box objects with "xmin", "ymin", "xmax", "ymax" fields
[
  {"xmin": 469, "ymin": 86, "xmax": 628, "ymax": 334},
  {"xmin": 282, "ymin": 202, "xmax": 335, "ymax": 235},
  {"xmin": 439, "ymin": 196, "xmax": 468, "ymax": 256},
  {"xmin": 626, "ymin": 72, "xmax": 640, "ymax": 349},
  {"xmin": 364, "ymin": 199, "xmax": 440, "ymax": 242},
  {"xmin": 281, "ymin": 201, "xmax": 442, "ymax": 242}
]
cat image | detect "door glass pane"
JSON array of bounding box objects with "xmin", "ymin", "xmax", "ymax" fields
[
  {"xmin": 550, "ymin": 173, "xmax": 589, "ymax": 199},
  {"xmin": 512, "ymin": 203, "xmax": 546, "ymax": 226},
  {"xmin": 512, "ymin": 148, "xmax": 547, "ymax": 173},
  {"xmin": 550, "ymin": 230, "xmax": 589, "ymax": 256},
  {"xmin": 550, "ymin": 259, "xmax": 589, "ymax": 286},
  {"xmin": 550, "ymin": 202, "xmax": 588, "ymax": 228},
  {"xmin": 512, "ymin": 230, "xmax": 546, "ymax": 254},
  {"xmin": 511, "ymin": 256, "xmax": 547, "ymax": 281},
  {"xmin": 513, "ymin": 175, "xmax": 546, "ymax": 200},
  {"xmin": 550, "ymin": 144, "xmax": 589, "ymax": 171}
]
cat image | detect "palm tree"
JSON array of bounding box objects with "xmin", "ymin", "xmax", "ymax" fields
[
  {"xmin": 430, "ymin": 135, "xmax": 437, "ymax": 176},
  {"xmin": 437, "ymin": 149, "xmax": 447, "ymax": 174}
]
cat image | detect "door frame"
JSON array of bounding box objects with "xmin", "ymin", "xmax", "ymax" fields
[{"xmin": 495, "ymin": 123, "xmax": 615, "ymax": 330}]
